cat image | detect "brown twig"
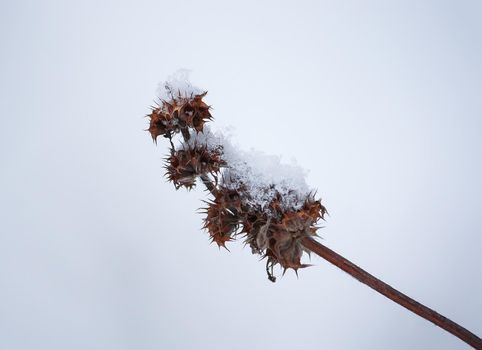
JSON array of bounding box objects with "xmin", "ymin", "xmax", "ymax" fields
[{"xmin": 300, "ymin": 236, "xmax": 482, "ymax": 349}]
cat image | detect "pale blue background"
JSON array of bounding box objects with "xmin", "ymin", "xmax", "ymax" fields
[{"xmin": 1, "ymin": 1, "xmax": 481, "ymax": 349}]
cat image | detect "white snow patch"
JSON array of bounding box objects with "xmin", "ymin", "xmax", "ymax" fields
[
  {"xmin": 181, "ymin": 127, "xmax": 225, "ymax": 152},
  {"xmin": 182, "ymin": 127, "xmax": 311, "ymax": 211},
  {"xmin": 158, "ymin": 69, "xmax": 205, "ymax": 101}
]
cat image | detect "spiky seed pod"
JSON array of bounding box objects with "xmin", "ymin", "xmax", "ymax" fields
[
  {"xmin": 147, "ymin": 93, "xmax": 212, "ymax": 142},
  {"xmin": 203, "ymin": 200, "xmax": 239, "ymax": 248},
  {"xmin": 302, "ymin": 196, "xmax": 328, "ymax": 221},
  {"xmin": 180, "ymin": 93, "xmax": 212, "ymax": 132},
  {"xmin": 238, "ymin": 194, "xmax": 327, "ymax": 272},
  {"xmin": 265, "ymin": 230, "xmax": 308, "ymax": 271},
  {"xmin": 147, "ymin": 104, "xmax": 179, "ymax": 142},
  {"xmin": 212, "ymin": 186, "xmax": 244, "ymax": 213},
  {"xmin": 278, "ymin": 198, "xmax": 327, "ymax": 234},
  {"xmin": 165, "ymin": 146, "xmax": 224, "ymax": 189}
]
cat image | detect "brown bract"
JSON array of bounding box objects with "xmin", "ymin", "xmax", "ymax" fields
[
  {"xmin": 245, "ymin": 196, "xmax": 327, "ymax": 272},
  {"xmin": 203, "ymin": 201, "xmax": 238, "ymax": 249},
  {"xmin": 201, "ymin": 186, "xmax": 328, "ymax": 274},
  {"xmin": 148, "ymin": 93, "xmax": 212, "ymax": 142},
  {"xmin": 165, "ymin": 146, "xmax": 224, "ymax": 190},
  {"xmin": 149, "ymin": 90, "xmax": 328, "ymax": 279}
]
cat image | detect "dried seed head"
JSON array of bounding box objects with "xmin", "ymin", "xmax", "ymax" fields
[
  {"xmin": 147, "ymin": 74, "xmax": 329, "ymax": 281},
  {"xmin": 240, "ymin": 194, "xmax": 327, "ymax": 273},
  {"xmin": 203, "ymin": 198, "xmax": 239, "ymax": 249},
  {"xmin": 147, "ymin": 94, "xmax": 212, "ymax": 142},
  {"xmin": 182, "ymin": 93, "xmax": 212, "ymax": 132},
  {"xmin": 147, "ymin": 104, "xmax": 179, "ymax": 142},
  {"xmin": 213, "ymin": 186, "xmax": 244, "ymax": 213},
  {"xmin": 165, "ymin": 145, "xmax": 224, "ymax": 190}
]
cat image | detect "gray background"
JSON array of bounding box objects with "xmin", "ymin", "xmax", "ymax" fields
[{"xmin": 1, "ymin": 1, "xmax": 481, "ymax": 349}]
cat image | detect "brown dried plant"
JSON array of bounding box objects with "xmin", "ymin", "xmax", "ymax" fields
[{"xmin": 145, "ymin": 80, "xmax": 481, "ymax": 349}]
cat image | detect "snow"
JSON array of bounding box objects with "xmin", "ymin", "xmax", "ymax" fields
[
  {"xmin": 181, "ymin": 127, "xmax": 225, "ymax": 152},
  {"xmin": 222, "ymin": 147, "xmax": 311, "ymax": 211},
  {"xmin": 157, "ymin": 69, "xmax": 205, "ymax": 101},
  {"xmin": 182, "ymin": 127, "xmax": 311, "ymax": 211}
]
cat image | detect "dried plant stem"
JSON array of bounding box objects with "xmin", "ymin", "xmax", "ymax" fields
[
  {"xmin": 301, "ymin": 237, "xmax": 482, "ymax": 349},
  {"xmin": 200, "ymin": 174, "xmax": 217, "ymax": 197},
  {"xmin": 181, "ymin": 128, "xmax": 191, "ymax": 142}
]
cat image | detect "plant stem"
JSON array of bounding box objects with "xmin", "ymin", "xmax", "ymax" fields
[
  {"xmin": 300, "ymin": 236, "xmax": 482, "ymax": 349},
  {"xmin": 199, "ymin": 174, "xmax": 217, "ymax": 197}
]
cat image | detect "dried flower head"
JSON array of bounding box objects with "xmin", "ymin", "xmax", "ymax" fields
[
  {"xmin": 202, "ymin": 199, "xmax": 239, "ymax": 248},
  {"xmin": 148, "ymin": 71, "xmax": 328, "ymax": 281},
  {"xmin": 236, "ymin": 193, "xmax": 327, "ymax": 278},
  {"xmin": 148, "ymin": 93, "xmax": 212, "ymax": 143},
  {"xmin": 165, "ymin": 145, "xmax": 224, "ymax": 190}
]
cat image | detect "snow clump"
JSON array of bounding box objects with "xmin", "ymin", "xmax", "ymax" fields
[{"xmin": 185, "ymin": 128, "xmax": 311, "ymax": 211}]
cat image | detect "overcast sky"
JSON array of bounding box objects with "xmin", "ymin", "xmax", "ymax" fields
[{"xmin": 1, "ymin": 1, "xmax": 481, "ymax": 349}]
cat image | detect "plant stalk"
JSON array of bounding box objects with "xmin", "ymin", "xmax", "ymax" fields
[{"xmin": 300, "ymin": 236, "xmax": 482, "ymax": 349}]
